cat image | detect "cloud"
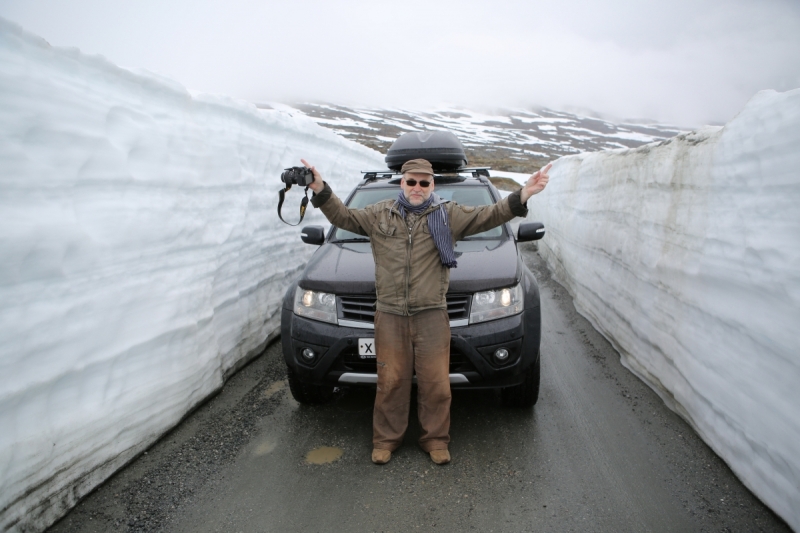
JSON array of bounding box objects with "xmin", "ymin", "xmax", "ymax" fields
[{"xmin": 2, "ymin": 0, "xmax": 799, "ymax": 126}]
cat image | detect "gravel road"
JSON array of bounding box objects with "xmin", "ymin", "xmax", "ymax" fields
[{"xmin": 48, "ymin": 247, "xmax": 790, "ymax": 532}]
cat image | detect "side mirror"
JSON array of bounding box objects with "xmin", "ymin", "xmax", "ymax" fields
[
  {"xmin": 300, "ymin": 225, "xmax": 325, "ymax": 245},
  {"xmin": 517, "ymin": 221, "xmax": 545, "ymax": 242}
]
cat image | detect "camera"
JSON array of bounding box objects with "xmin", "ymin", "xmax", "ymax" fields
[{"xmin": 281, "ymin": 166, "xmax": 313, "ymax": 187}]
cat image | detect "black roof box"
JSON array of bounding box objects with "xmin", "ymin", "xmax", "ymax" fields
[{"xmin": 385, "ymin": 131, "xmax": 468, "ymax": 172}]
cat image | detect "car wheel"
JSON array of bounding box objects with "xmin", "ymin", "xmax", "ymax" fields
[
  {"xmin": 501, "ymin": 354, "xmax": 540, "ymax": 408},
  {"xmin": 286, "ymin": 365, "xmax": 335, "ymax": 405}
]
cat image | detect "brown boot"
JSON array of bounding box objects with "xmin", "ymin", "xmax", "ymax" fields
[
  {"xmin": 372, "ymin": 449, "xmax": 391, "ymax": 464},
  {"xmin": 429, "ymin": 449, "xmax": 451, "ymax": 465}
]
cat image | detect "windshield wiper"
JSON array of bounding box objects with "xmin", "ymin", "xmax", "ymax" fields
[{"xmin": 333, "ymin": 238, "xmax": 370, "ymax": 243}]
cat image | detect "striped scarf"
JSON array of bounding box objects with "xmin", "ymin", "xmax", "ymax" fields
[{"xmin": 395, "ymin": 192, "xmax": 458, "ymax": 268}]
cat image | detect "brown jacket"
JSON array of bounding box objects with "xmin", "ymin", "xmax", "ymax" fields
[{"xmin": 311, "ymin": 182, "xmax": 528, "ymax": 316}]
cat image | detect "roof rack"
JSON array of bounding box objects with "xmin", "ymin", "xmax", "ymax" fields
[
  {"xmin": 361, "ymin": 167, "xmax": 492, "ymax": 181},
  {"xmin": 459, "ymin": 167, "xmax": 492, "ymax": 177},
  {"xmin": 362, "ymin": 170, "xmax": 398, "ymax": 182}
]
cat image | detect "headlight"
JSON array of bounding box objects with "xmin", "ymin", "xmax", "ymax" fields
[
  {"xmin": 469, "ymin": 284, "xmax": 524, "ymax": 324},
  {"xmin": 294, "ymin": 287, "xmax": 337, "ymax": 325}
]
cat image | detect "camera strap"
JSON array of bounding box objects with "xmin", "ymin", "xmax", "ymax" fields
[{"xmin": 277, "ymin": 184, "xmax": 310, "ymax": 226}]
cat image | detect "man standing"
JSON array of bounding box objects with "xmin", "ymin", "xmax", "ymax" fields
[{"xmin": 301, "ymin": 157, "xmax": 551, "ymax": 465}]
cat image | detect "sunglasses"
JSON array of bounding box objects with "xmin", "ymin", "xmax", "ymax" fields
[{"xmin": 404, "ymin": 179, "xmax": 432, "ymax": 188}]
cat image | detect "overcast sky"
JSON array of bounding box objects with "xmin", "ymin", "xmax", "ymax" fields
[{"xmin": 2, "ymin": 0, "xmax": 799, "ymax": 127}]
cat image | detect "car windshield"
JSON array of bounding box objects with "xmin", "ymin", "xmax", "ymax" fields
[{"xmin": 333, "ymin": 184, "xmax": 504, "ymax": 242}]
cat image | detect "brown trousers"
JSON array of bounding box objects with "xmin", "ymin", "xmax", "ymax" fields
[{"xmin": 372, "ymin": 308, "xmax": 451, "ymax": 452}]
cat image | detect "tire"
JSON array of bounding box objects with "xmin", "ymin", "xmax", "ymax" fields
[
  {"xmin": 501, "ymin": 355, "xmax": 540, "ymax": 408},
  {"xmin": 286, "ymin": 365, "xmax": 335, "ymax": 405}
]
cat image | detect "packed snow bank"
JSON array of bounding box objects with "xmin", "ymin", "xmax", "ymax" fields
[
  {"xmin": 0, "ymin": 19, "xmax": 383, "ymax": 532},
  {"xmin": 534, "ymin": 88, "xmax": 800, "ymax": 530}
]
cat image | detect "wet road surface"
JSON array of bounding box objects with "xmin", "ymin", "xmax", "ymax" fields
[{"xmin": 49, "ymin": 247, "xmax": 790, "ymax": 532}]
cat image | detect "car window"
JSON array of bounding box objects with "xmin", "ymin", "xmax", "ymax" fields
[{"xmin": 334, "ymin": 185, "xmax": 503, "ymax": 241}]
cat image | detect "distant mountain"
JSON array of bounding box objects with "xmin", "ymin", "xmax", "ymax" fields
[{"xmin": 260, "ymin": 103, "xmax": 685, "ymax": 173}]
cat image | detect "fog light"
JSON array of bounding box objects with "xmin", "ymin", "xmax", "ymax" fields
[
  {"xmin": 494, "ymin": 348, "xmax": 509, "ymax": 362},
  {"xmin": 301, "ymin": 348, "xmax": 316, "ymax": 362}
]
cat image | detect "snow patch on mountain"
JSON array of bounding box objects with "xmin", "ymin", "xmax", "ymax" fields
[{"xmin": 280, "ymin": 102, "xmax": 685, "ymax": 172}]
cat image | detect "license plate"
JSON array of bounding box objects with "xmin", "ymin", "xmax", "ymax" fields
[{"xmin": 358, "ymin": 338, "xmax": 376, "ymax": 359}]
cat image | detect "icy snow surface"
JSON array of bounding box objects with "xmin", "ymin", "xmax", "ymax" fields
[
  {"xmin": 532, "ymin": 88, "xmax": 800, "ymax": 530},
  {"xmin": 0, "ymin": 19, "xmax": 383, "ymax": 532}
]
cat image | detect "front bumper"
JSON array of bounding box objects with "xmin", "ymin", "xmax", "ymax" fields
[{"xmin": 281, "ymin": 305, "xmax": 541, "ymax": 389}]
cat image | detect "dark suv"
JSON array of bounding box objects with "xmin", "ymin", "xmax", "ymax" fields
[{"xmin": 280, "ymin": 169, "xmax": 545, "ymax": 407}]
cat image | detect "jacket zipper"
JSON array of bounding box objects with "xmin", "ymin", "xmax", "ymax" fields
[
  {"xmin": 398, "ymin": 204, "xmax": 434, "ymax": 316},
  {"xmin": 405, "ymin": 221, "xmax": 412, "ymax": 315}
]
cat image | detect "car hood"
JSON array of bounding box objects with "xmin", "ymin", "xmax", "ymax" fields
[{"xmin": 300, "ymin": 238, "xmax": 519, "ymax": 294}]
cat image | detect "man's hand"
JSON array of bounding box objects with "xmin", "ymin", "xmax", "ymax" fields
[
  {"xmin": 300, "ymin": 159, "xmax": 324, "ymax": 194},
  {"xmin": 520, "ymin": 162, "xmax": 552, "ymax": 203}
]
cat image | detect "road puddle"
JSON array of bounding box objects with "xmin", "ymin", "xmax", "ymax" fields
[
  {"xmin": 305, "ymin": 446, "xmax": 344, "ymax": 464},
  {"xmin": 263, "ymin": 380, "xmax": 286, "ymax": 399},
  {"xmin": 253, "ymin": 438, "xmax": 278, "ymax": 456}
]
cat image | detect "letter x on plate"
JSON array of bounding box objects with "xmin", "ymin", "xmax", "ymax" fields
[{"xmin": 358, "ymin": 338, "xmax": 375, "ymax": 359}]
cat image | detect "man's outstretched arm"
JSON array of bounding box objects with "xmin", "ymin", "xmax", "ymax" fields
[
  {"xmin": 452, "ymin": 162, "xmax": 552, "ymax": 239},
  {"xmin": 520, "ymin": 163, "xmax": 551, "ymax": 203},
  {"xmin": 302, "ymin": 158, "xmax": 325, "ymax": 195},
  {"xmin": 300, "ymin": 159, "xmax": 373, "ymax": 236}
]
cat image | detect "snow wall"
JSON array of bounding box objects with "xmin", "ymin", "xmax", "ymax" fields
[
  {"xmin": 0, "ymin": 19, "xmax": 384, "ymax": 532},
  {"xmin": 534, "ymin": 88, "xmax": 800, "ymax": 530}
]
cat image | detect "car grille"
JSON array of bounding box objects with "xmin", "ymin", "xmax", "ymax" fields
[
  {"xmin": 339, "ymin": 295, "xmax": 377, "ymax": 322},
  {"xmin": 445, "ymin": 294, "xmax": 470, "ymax": 321},
  {"xmin": 339, "ymin": 293, "xmax": 471, "ymax": 324}
]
